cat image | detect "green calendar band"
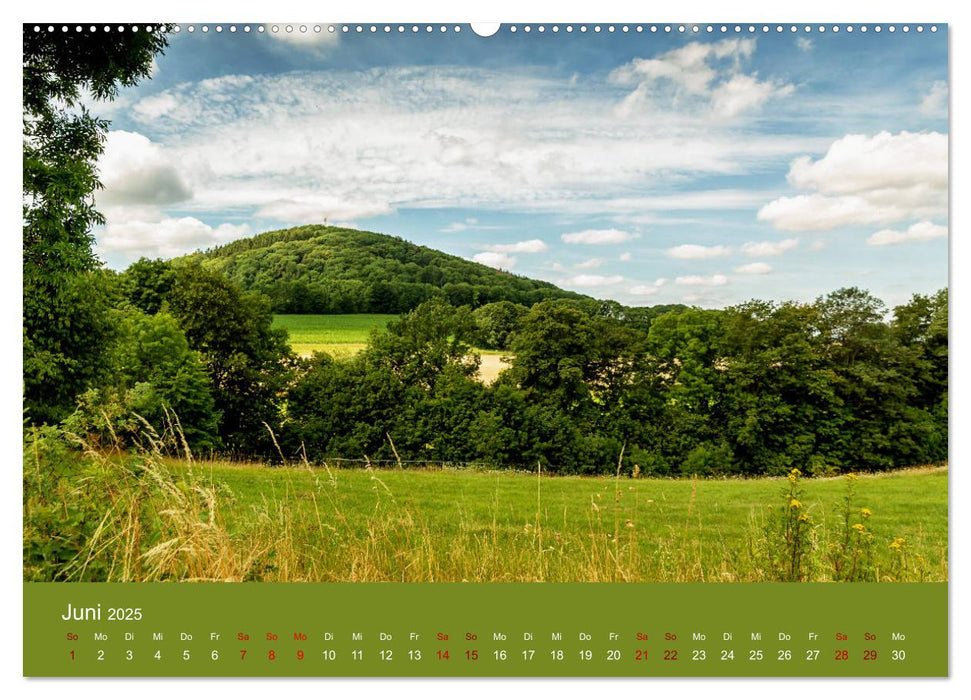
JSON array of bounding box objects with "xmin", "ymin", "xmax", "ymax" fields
[{"xmin": 24, "ymin": 582, "xmax": 947, "ymax": 677}]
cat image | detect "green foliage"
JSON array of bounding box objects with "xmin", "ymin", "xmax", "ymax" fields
[
  {"xmin": 63, "ymin": 311, "xmax": 220, "ymax": 451},
  {"xmin": 471, "ymin": 301, "xmax": 529, "ymax": 349},
  {"xmin": 23, "ymin": 26, "xmax": 171, "ymax": 425},
  {"xmin": 190, "ymin": 225, "xmax": 589, "ymax": 314},
  {"xmin": 24, "ymin": 270, "xmax": 122, "ymax": 424},
  {"xmin": 23, "ymin": 427, "xmax": 111, "ymax": 581},
  {"xmin": 165, "ymin": 262, "xmax": 294, "ymax": 453},
  {"xmin": 120, "ymin": 257, "xmax": 176, "ymax": 314},
  {"xmin": 279, "ymin": 285, "xmax": 947, "ymax": 475}
]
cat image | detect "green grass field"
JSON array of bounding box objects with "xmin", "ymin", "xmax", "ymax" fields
[
  {"xmin": 273, "ymin": 313, "xmax": 510, "ymax": 381},
  {"xmin": 24, "ymin": 432, "xmax": 947, "ymax": 583},
  {"xmin": 273, "ymin": 314, "xmax": 396, "ymax": 357}
]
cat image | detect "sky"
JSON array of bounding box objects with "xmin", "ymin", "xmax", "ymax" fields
[{"xmin": 88, "ymin": 23, "xmax": 949, "ymax": 309}]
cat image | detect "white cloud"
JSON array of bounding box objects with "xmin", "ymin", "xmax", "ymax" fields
[
  {"xmin": 734, "ymin": 262, "xmax": 773, "ymax": 275},
  {"xmin": 629, "ymin": 278, "xmax": 666, "ymax": 295},
  {"xmin": 786, "ymin": 131, "xmax": 947, "ymax": 195},
  {"xmin": 667, "ymin": 244, "xmax": 731, "ymax": 259},
  {"xmin": 441, "ymin": 218, "xmax": 478, "ymax": 233},
  {"xmin": 254, "ymin": 196, "xmax": 394, "ymax": 223},
  {"xmin": 920, "ymin": 81, "xmax": 948, "ymax": 115},
  {"xmin": 796, "ymin": 37, "xmax": 814, "ymax": 52},
  {"xmin": 131, "ymin": 92, "xmax": 179, "ymax": 121},
  {"xmin": 758, "ymin": 193, "xmax": 911, "ymax": 231},
  {"xmin": 96, "ymin": 217, "xmax": 250, "ymax": 262},
  {"xmin": 710, "ymin": 74, "xmax": 795, "ymax": 119},
  {"xmin": 564, "ymin": 274, "xmax": 625, "ymax": 287},
  {"xmin": 609, "ymin": 39, "xmax": 793, "ymax": 119},
  {"xmin": 562, "ymin": 229, "xmax": 637, "ymax": 245},
  {"xmin": 619, "ymin": 252, "xmax": 632, "ymax": 261},
  {"xmin": 112, "ymin": 64, "xmax": 821, "ymax": 235},
  {"xmin": 866, "ymin": 221, "xmax": 948, "ymax": 246},
  {"xmin": 675, "ymin": 274, "xmax": 729, "ymax": 286},
  {"xmin": 574, "ymin": 257, "xmax": 606, "ymax": 269},
  {"xmin": 481, "ymin": 239, "xmax": 549, "ymax": 254},
  {"xmin": 97, "ymin": 131, "xmax": 192, "ymax": 207},
  {"xmin": 472, "ymin": 251, "xmax": 516, "ymax": 269},
  {"xmin": 740, "ymin": 238, "xmax": 798, "ymax": 256},
  {"xmin": 759, "ymin": 131, "xmax": 948, "ymax": 231}
]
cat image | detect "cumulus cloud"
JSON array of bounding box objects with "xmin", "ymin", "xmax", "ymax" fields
[
  {"xmin": 740, "ymin": 238, "xmax": 798, "ymax": 256},
  {"xmin": 920, "ymin": 81, "xmax": 948, "ymax": 115},
  {"xmin": 562, "ymin": 229, "xmax": 637, "ymax": 245},
  {"xmin": 472, "ymin": 251, "xmax": 516, "ymax": 269},
  {"xmin": 619, "ymin": 252, "xmax": 632, "ymax": 261},
  {"xmin": 796, "ymin": 37, "xmax": 814, "ymax": 52},
  {"xmin": 564, "ymin": 274, "xmax": 624, "ymax": 287},
  {"xmin": 609, "ymin": 39, "xmax": 794, "ymax": 119},
  {"xmin": 96, "ymin": 217, "xmax": 250, "ymax": 262},
  {"xmin": 666, "ymin": 243, "xmax": 731, "ymax": 259},
  {"xmin": 866, "ymin": 221, "xmax": 948, "ymax": 246},
  {"xmin": 574, "ymin": 257, "xmax": 606, "ymax": 269},
  {"xmin": 675, "ymin": 274, "xmax": 729, "ymax": 286},
  {"xmin": 480, "ymin": 239, "xmax": 549, "ymax": 254},
  {"xmin": 734, "ymin": 262, "xmax": 772, "ymax": 275},
  {"xmin": 97, "ymin": 131, "xmax": 192, "ymax": 207},
  {"xmin": 758, "ymin": 131, "xmax": 948, "ymax": 231},
  {"xmin": 629, "ymin": 278, "xmax": 666, "ymax": 295}
]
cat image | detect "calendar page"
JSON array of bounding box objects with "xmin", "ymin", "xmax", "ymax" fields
[{"xmin": 21, "ymin": 19, "xmax": 949, "ymax": 680}]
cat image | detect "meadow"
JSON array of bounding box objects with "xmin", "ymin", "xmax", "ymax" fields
[
  {"xmin": 23, "ymin": 428, "xmax": 947, "ymax": 584},
  {"xmin": 272, "ymin": 313, "xmax": 395, "ymax": 357},
  {"xmin": 274, "ymin": 313, "xmax": 509, "ymax": 382}
]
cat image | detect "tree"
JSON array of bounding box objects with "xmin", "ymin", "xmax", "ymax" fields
[
  {"xmin": 64, "ymin": 310, "xmax": 220, "ymax": 451},
  {"xmin": 120, "ymin": 257, "xmax": 176, "ymax": 315},
  {"xmin": 471, "ymin": 301, "xmax": 528, "ymax": 350},
  {"xmin": 165, "ymin": 262, "xmax": 294, "ymax": 453},
  {"xmin": 23, "ymin": 26, "xmax": 170, "ymax": 423}
]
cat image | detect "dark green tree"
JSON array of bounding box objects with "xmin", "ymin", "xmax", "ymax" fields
[
  {"xmin": 165, "ymin": 262, "xmax": 294, "ymax": 453},
  {"xmin": 23, "ymin": 25, "xmax": 170, "ymax": 423},
  {"xmin": 120, "ymin": 257, "xmax": 176, "ymax": 315}
]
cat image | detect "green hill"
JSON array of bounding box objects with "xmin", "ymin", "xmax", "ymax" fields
[{"xmin": 189, "ymin": 224, "xmax": 589, "ymax": 314}]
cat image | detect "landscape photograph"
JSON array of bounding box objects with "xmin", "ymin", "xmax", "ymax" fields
[{"xmin": 23, "ymin": 23, "xmax": 948, "ymax": 584}]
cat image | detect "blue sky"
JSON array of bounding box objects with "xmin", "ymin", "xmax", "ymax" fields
[{"xmin": 90, "ymin": 24, "xmax": 949, "ymax": 309}]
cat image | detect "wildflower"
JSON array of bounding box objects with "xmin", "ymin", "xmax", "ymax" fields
[
  {"xmin": 890, "ymin": 537, "xmax": 906, "ymax": 551},
  {"xmin": 789, "ymin": 498, "xmax": 802, "ymax": 509},
  {"xmin": 787, "ymin": 468, "xmax": 802, "ymax": 483},
  {"xmin": 852, "ymin": 523, "xmax": 865, "ymax": 533},
  {"xmin": 846, "ymin": 473, "xmax": 858, "ymax": 480},
  {"xmin": 799, "ymin": 513, "xmax": 811, "ymax": 522},
  {"xmin": 861, "ymin": 508, "xmax": 872, "ymax": 518}
]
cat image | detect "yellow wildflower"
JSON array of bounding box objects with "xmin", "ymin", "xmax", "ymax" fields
[
  {"xmin": 789, "ymin": 498, "xmax": 802, "ymax": 509},
  {"xmin": 852, "ymin": 523, "xmax": 865, "ymax": 532},
  {"xmin": 787, "ymin": 468, "xmax": 802, "ymax": 483},
  {"xmin": 890, "ymin": 537, "xmax": 906, "ymax": 551},
  {"xmin": 799, "ymin": 513, "xmax": 811, "ymax": 522},
  {"xmin": 861, "ymin": 508, "xmax": 872, "ymax": 517}
]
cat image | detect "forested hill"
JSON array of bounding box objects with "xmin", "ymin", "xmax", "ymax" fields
[{"xmin": 188, "ymin": 224, "xmax": 590, "ymax": 314}]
